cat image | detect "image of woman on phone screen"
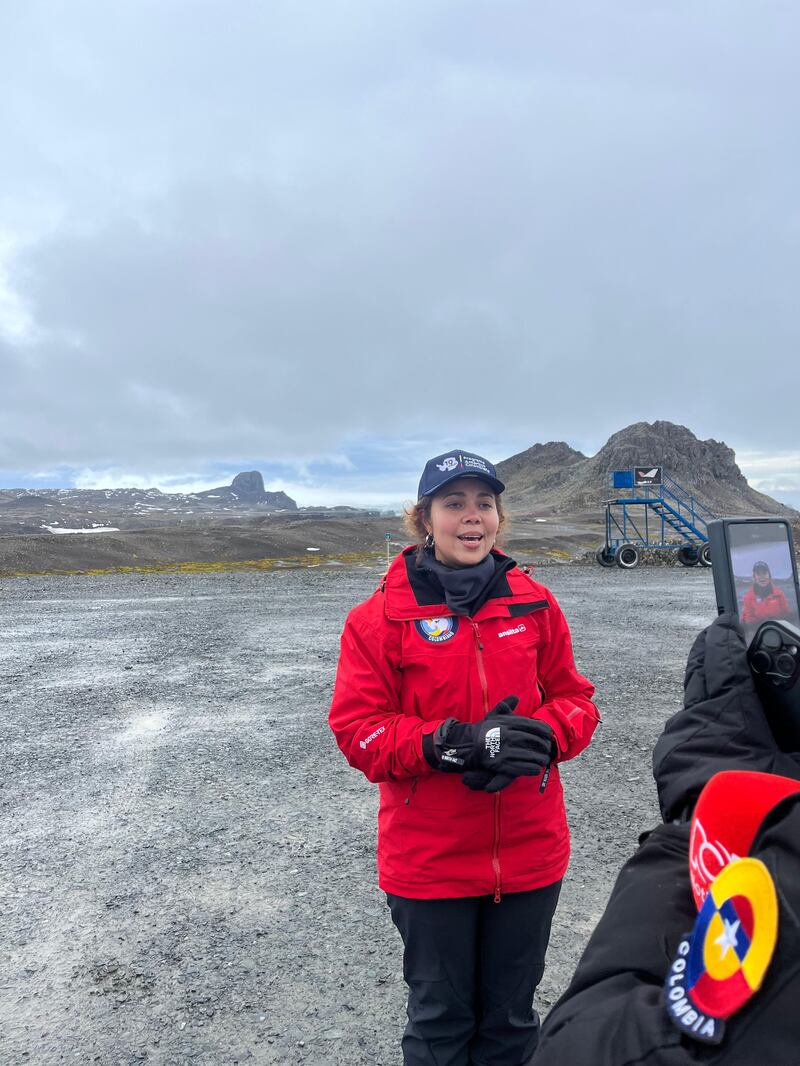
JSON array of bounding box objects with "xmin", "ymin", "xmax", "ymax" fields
[
  {"xmin": 328, "ymin": 449, "xmax": 599, "ymax": 1066},
  {"xmin": 741, "ymin": 560, "xmax": 791, "ymax": 625}
]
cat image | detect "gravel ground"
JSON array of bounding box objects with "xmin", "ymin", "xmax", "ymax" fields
[{"xmin": 1, "ymin": 561, "xmax": 716, "ymax": 1065}]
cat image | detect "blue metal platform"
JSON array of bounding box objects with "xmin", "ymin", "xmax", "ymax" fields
[{"xmin": 597, "ymin": 468, "xmax": 716, "ymax": 568}]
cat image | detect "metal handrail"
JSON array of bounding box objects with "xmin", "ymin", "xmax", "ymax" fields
[
  {"xmin": 651, "ymin": 497, "xmax": 708, "ymax": 541},
  {"xmin": 608, "ymin": 473, "xmax": 716, "ymax": 528},
  {"xmin": 660, "ymin": 471, "xmax": 716, "ymax": 524},
  {"xmin": 603, "ymin": 469, "xmax": 718, "ymax": 550}
]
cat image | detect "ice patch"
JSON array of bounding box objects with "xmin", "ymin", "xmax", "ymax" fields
[{"xmin": 43, "ymin": 526, "xmax": 121, "ymax": 534}]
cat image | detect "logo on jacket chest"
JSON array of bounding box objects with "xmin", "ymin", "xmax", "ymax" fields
[{"xmin": 415, "ymin": 617, "xmax": 459, "ymax": 643}]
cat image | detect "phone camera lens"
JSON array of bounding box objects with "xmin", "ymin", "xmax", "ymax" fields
[
  {"xmin": 751, "ymin": 650, "xmax": 772, "ymax": 674},
  {"xmin": 762, "ymin": 627, "xmax": 783, "ymax": 651},
  {"xmin": 775, "ymin": 653, "xmax": 796, "ymax": 677}
]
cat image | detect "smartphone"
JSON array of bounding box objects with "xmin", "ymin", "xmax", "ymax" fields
[{"xmin": 708, "ymin": 518, "xmax": 800, "ymax": 643}]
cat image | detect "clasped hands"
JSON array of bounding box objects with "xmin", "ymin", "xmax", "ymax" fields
[{"xmin": 433, "ymin": 696, "xmax": 555, "ymax": 793}]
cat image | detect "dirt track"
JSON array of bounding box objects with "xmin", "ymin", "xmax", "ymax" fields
[{"xmin": 1, "ymin": 562, "xmax": 717, "ymax": 1064}]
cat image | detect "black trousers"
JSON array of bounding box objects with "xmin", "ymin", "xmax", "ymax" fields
[{"xmin": 387, "ymin": 882, "xmax": 561, "ymax": 1066}]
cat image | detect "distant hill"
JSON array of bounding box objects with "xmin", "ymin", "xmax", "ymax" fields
[
  {"xmin": 193, "ymin": 470, "xmax": 295, "ymax": 509},
  {"xmin": 0, "ymin": 471, "xmax": 297, "ymax": 536},
  {"xmin": 498, "ymin": 421, "xmax": 796, "ymax": 517}
]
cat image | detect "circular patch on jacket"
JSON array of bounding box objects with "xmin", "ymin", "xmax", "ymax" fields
[
  {"xmin": 665, "ymin": 858, "xmax": 778, "ymax": 1044},
  {"xmin": 415, "ymin": 617, "xmax": 458, "ymax": 643}
]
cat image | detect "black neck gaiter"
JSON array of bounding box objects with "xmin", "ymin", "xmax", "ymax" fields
[
  {"xmin": 418, "ymin": 548, "xmax": 497, "ymax": 617},
  {"xmin": 754, "ymin": 581, "xmax": 774, "ymax": 601}
]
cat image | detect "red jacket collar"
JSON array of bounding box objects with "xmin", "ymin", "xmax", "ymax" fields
[{"xmin": 382, "ymin": 546, "xmax": 545, "ymax": 622}]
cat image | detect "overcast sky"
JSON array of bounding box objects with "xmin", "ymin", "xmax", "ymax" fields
[{"xmin": 1, "ymin": 1, "xmax": 799, "ymax": 509}]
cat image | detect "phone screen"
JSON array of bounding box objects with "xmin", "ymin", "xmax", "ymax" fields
[{"xmin": 727, "ymin": 521, "xmax": 800, "ymax": 641}]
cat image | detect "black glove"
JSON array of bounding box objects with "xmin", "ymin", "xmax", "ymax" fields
[
  {"xmin": 424, "ymin": 696, "xmax": 555, "ymax": 794},
  {"xmin": 461, "ymin": 699, "xmax": 555, "ymax": 793},
  {"xmin": 652, "ymin": 614, "xmax": 800, "ymax": 822}
]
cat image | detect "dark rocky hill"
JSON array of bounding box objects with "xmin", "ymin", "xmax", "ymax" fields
[
  {"xmin": 498, "ymin": 421, "xmax": 796, "ymax": 517},
  {"xmin": 0, "ymin": 471, "xmax": 297, "ymax": 536},
  {"xmin": 496, "ymin": 441, "xmax": 586, "ymax": 492},
  {"xmin": 193, "ymin": 470, "xmax": 295, "ymax": 509}
]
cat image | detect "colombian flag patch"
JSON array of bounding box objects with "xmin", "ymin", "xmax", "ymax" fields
[{"xmin": 664, "ymin": 858, "xmax": 778, "ymax": 1044}]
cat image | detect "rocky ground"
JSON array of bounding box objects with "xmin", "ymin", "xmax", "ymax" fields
[{"xmin": 0, "ymin": 562, "xmax": 718, "ymax": 1064}]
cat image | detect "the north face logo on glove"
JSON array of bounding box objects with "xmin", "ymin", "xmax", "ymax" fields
[{"xmin": 484, "ymin": 726, "xmax": 501, "ymax": 759}]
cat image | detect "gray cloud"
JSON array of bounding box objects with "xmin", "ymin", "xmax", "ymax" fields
[{"xmin": 1, "ymin": 0, "xmax": 799, "ymax": 482}]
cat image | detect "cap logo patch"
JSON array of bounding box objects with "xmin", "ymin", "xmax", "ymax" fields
[
  {"xmin": 665, "ymin": 858, "xmax": 778, "ymax": 1045},
  {"xmin": 418, "ymin": 449, "xmax": 504, "ymax": 500},
  {"xmin": 436, "ymin": 457, "xmax": 459, "ymax": 472},
  {"xmin": 462, "ymin": 454, "xmax": 490, "ymax": 475},
  {"xmin": 415, "ymin": 617, "xmax": 458, "ymax": 643}
]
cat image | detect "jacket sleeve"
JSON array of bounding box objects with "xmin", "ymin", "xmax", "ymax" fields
[
  {"xmin": 652, "ymin": 614, "xmax": 800, "ymax": 822},
  {"xmin": 533, "ymin": 592, "xmax": 599, "ymax": 761},
  {"xmin": 766, "ymin": 589, "xmax": 790, "ymax": 621},
  {"xmin": 774, "ymin": 589, "xmax": 791, "ymax": 618},
  {"xmin": 741, "ymin": 589, "xmax": 756, "ymax": 623},
  {"xmin": 533, "ymin": 824, "xmax": 696, "ymax": 1066},
  {"xmin": 328, "ymin": 603, "xmax": 445, "ymax": 783},
  {"xmin": 535, "ymin": 799, "xmax": 800, "ymax": 1066}
]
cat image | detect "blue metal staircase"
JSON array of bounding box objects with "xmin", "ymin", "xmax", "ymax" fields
[{"xmin": 598, "ymin": 470, "xmax": 717, "ymax": 568}]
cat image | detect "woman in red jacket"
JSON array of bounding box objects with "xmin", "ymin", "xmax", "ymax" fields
[
  {"xmin": 740, "ymin": 561, "xmax": 790, "ymax": 626},
  {"xmin": 329, "ymin": 449, "xmax": 599, "ymax": 1066}
]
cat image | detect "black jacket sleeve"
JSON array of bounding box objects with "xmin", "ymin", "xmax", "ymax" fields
[
  {"xmin": 652, "ymin": 614, "xmax": 800, "ymax": 823},
  {"xmin": 533, "ymin": 824, "xmax": 696, "ymax": 1066},
  {"xmin": 534, "ymin": 797, "xmax": 800, "ymax": 1066},
  {"xmin": 534, "ymin": 615, "xmax": 800, "ymax": 1066}
]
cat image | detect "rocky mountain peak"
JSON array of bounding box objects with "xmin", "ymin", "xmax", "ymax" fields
[
  {"xmin": 194, "ymin": 470, "xmax": 296, "ymax": 509},
  {"xmin": 230, "ymin": 471, "xmax": 266, "ymax": 498},
  {"xmin": 595, "ymin": 422, "xmax": 746, "ymax": 487},
  {"xmin": 498, "ymin": 420, "xmax": 794, "ymax": 517},
  {"xmin": 499, "ymin": 440, "xmax": 586, "ymax": 480}
]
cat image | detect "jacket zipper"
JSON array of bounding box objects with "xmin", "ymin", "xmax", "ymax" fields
[
  {"xmin": 471, "ymin": 620, "xmax": 502, "ymax": 902},
  {"xmin": 470, "ymin": 621, "xmax": 490, "ymax": 714}
]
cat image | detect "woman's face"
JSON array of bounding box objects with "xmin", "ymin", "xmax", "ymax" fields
[
  {"xmin": 754, "ymin": 568, "xmax": 771, "ymax": 589},
  {"xmin": 423, "ymin": 477, "xmax": 500, "ymax": 567}
]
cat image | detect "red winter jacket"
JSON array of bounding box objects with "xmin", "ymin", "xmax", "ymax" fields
[
  {"xmin": 329, "ymin": 548, "xmax": 599, "ymax": 899},
  {"xmin": 740, "ymin": 585, "xmax": 790, "ymax": 625}
]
